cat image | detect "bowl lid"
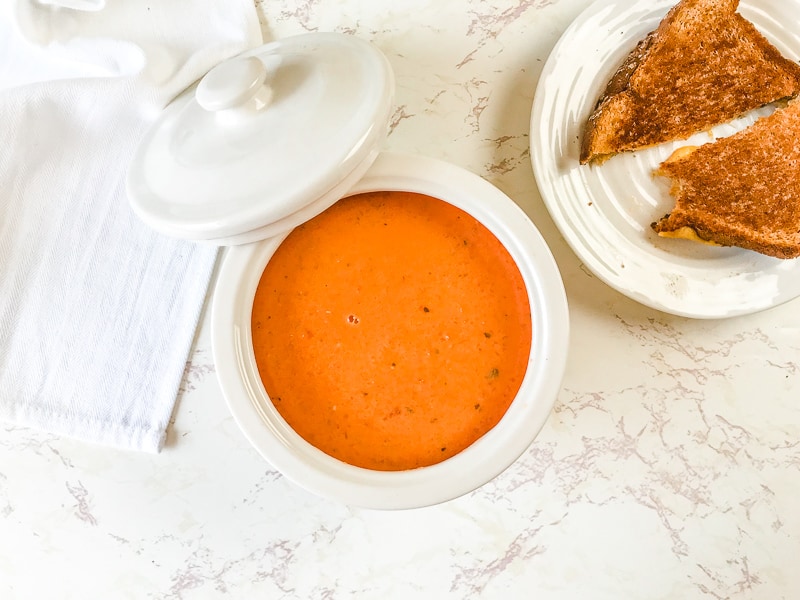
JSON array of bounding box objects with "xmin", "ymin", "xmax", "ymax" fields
[{"xmin": 126, "ymin": 33, "xmax": 395, "ymax": 244}]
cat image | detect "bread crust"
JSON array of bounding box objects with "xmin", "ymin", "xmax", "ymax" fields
[
  {"xmin": 652, "ymin": 100, "xmax": 800, "ymax": 259},
  {"xmin": 580, "ymin": 0, "xmax": 800, "ymax": 164}
]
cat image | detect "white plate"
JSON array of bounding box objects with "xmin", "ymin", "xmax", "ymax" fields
[{"xmin": 530, "ymin": 0, "xmax": 800, "ymax": 318}]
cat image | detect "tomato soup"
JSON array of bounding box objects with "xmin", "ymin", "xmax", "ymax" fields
[{"xmin": 251, "ymin": 191, "xmax": 532, "ymax": 471}]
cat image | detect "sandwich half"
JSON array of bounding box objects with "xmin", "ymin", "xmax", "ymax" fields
[
  {"xmin": 652, "ymin": 99, "xmax": 800, "ymax": 259},
  {"xmin": 580, "ymin": 0, "xmax": 800, "ymax": 164}
]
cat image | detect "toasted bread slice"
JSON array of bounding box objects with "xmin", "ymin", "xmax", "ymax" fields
[
  {"xmin": 652, "ymin": 99, "xmax": 800, "ymax": 259},
  {"xmin": 580, "ymin": 0, "xmax": 800, "ymax": 164}
]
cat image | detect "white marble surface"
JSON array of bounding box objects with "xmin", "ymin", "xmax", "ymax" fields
[{"xmin": 3, "ymin": 0, "xmax": 800, "ymax": 598}]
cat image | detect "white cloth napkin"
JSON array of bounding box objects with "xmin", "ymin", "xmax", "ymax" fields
[{"xmin": 0, "ymin": 0, "xmax": 262, "ymax": 452}]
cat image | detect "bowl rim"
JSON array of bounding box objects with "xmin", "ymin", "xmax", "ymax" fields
[{"xmin": 211, "ymin": 151, "xmax": 569, "ymax": 509}]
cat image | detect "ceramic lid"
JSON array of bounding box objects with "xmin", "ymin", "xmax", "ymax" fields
[{"xmin": 127, "ymin": 33, "xmax": 395, "ymax": 245}]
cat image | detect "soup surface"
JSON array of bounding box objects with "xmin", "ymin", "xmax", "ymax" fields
[{"xmin": 251, "ymin": 191, "xmax": 532, "ymax": 471}]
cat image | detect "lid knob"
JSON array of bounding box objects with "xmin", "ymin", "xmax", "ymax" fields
[{"xmin": 196, "ymin": 56, "xmax": 271, "ymax": 112}]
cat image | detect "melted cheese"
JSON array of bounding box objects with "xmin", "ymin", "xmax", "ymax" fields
[
  {"xmin": 664, "ymin": 145, "xmax": 699, "ymax": 163},
  {"xmin": 657, "ymin": 226, "xmax": 721, "ymax": 246}
]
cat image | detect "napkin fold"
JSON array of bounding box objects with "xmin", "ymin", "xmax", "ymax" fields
[{"xmin": 0, "ymin": 0, "xmax": 262, "ymax": 452}]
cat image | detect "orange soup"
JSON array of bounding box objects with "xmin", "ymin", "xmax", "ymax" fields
[{"xmin": 251, "ymin": 191, "xmax": 532, "ymax": 471}]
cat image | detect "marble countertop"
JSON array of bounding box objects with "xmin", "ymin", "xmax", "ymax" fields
[{"xmin": 3, "ymin": 0, "xmax": 800, "ymax": 598}]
